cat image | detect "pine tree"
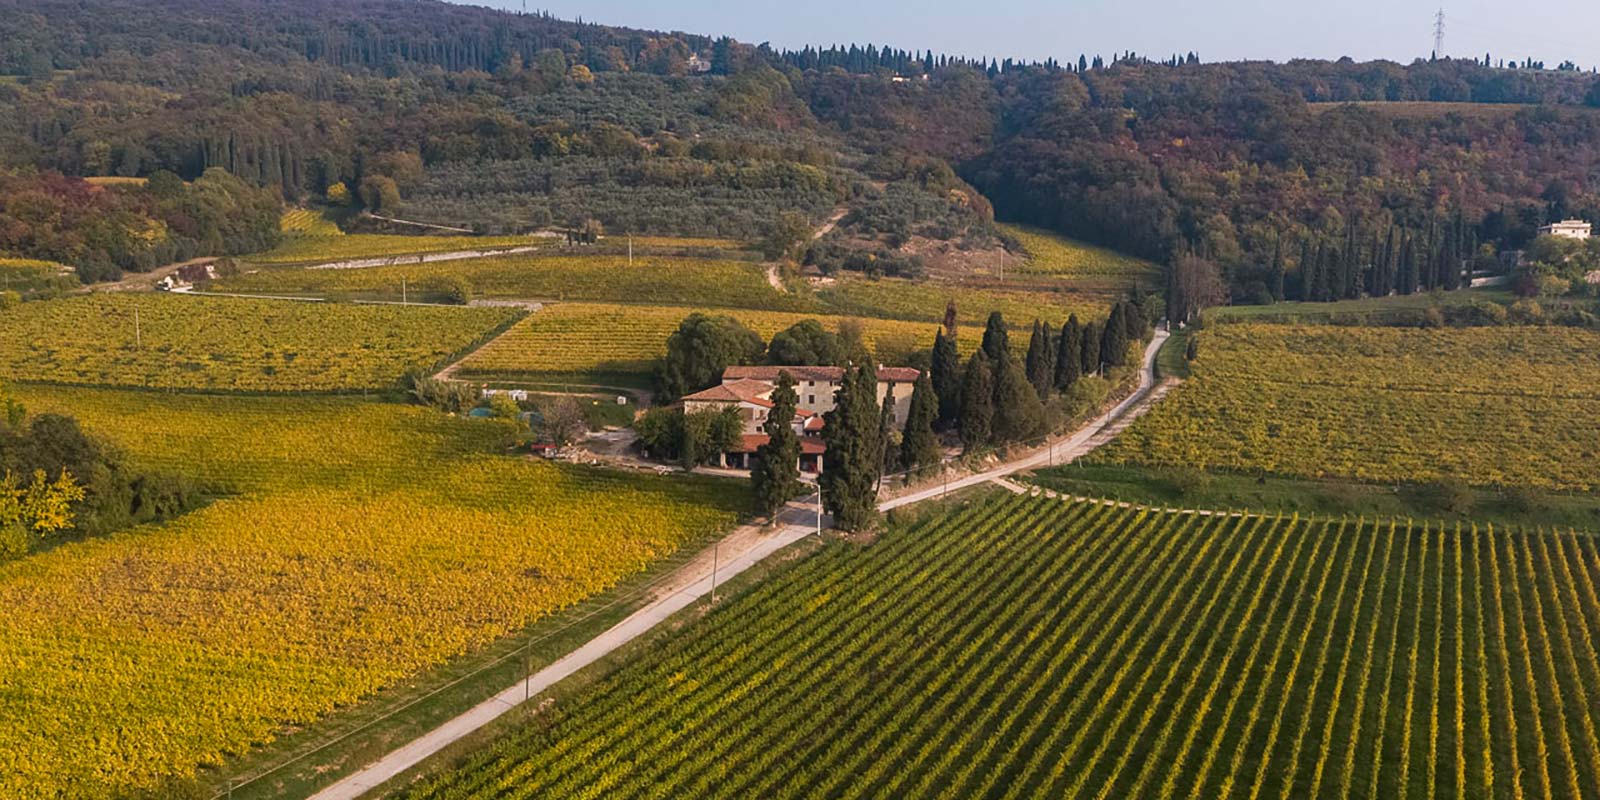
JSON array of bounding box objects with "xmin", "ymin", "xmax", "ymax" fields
[
  {"xmin": 958, "ymin": 353, "xmax": 994, "ymax": 451},
  {"xmin": 899, "ymin": 373, "xmax": 941, "ymax": 478},
  {"xmin": 980, "ymin": 311, "xmax": 1009, "ymax": 362},
  {"xmin": 992, "ymin": 353, "xmax": 1045, "ymax": 444},
  {"xmin": 929, "ymin": 328, "xmax": 961, "ymax": 430},
  {"xmin": 751, "ymin": 371, "xmax": 802, "ymax": 518},
  {"xmin": 1100, "ymin": 303, "xmax": 1129, "ymax": 369},
  {"xmin": 820, "ymin": 365, "xmax": 881, "ymax": 532},
  {"xmin": 1055, "ymin": 315, "xmax": 1083, "ymax": 391}
]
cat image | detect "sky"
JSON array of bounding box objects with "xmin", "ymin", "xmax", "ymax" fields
[{"xmin": 466, "ymin": 0, "xmax": 1600, "ymax": 69}]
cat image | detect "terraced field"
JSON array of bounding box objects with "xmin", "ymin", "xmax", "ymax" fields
[
  {"xmin": 0, "ymin": 257, "xmax": 78, "ymax": 294},
  {"xmin": 0, "ymin": 386, "xmax": 744, "ymax": 798},
  {"xmin": 1096, "ymin": 324, "xmax": 1600, "ymax": 490},
  {"xmin": 401, "ymin": 492, "xmax": 1600, "ymax": 799},
  {"xmin": 0, "ymin": 294, "xmax": 520, "ymax": 391},
  {"xmin": 248, "ymin": 232, "xmax": 545, "ymax": 265},
  {"xmin": 451, "ymin": 303, "xmax": 974, "ymax": 386}
]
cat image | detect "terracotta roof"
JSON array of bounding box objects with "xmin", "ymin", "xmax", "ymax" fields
[
  {"xmin": 734, "ymin": 434, "xmax": 827, "ymax": 455},
  {"xmin": 803, "ymin": 415, "xmax": 825, "ymax": 431},
  {"xmin": 722, "ymin": 365, "xmax": 921, "ymax": 383},
  {"xmin": 680, "ymin": 379, "xmax": 772, "ymax": 404}
]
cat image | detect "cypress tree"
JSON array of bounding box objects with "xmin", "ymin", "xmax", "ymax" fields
[
  {"xmin": 820, "ymin": 365, "xmax": 881, "ymax": 532},
  {"xmin": 1100, "ymin": 304, "xmax": 1129, "ymax": 369},
  {"xmin": 1040, "ymin": 320, "xmax": 1057, "ymax": 392},
  {"xmin": 929, "ymin": 328, "xmax": 961, "ymax": 430},
  {"xmin": 992, "ymin": 353, "xmax": 1045, "ymax": 444},
  {"xmin": 1080, "ymin": 321, "xmax": 1101, "ymax": 376},
  {"xmin": 1297, "ymin": 238, "xmax": 1314, "ymax": 301},
  {"xmin": 751, "ymin": 371, "xmax": 802, "ymax": 518},
  {"xmin": 899, "ymin": 373, "xmax": 941, "ymax": 478},
  {"xmin": 958, "ymin": 353, "xmax": 994, "ymax": 451},
  {"xmin": 980, "ymin": 311, "xmax": 1009, "ymax": 362},
  {"xmin": 1270, "ymin": 237, "xmax": 1285, "ymax": 302},
  {"xmin": 1024, "ymin": 320, "xmax": 1052, "ymax": 397},
  {"xmin": 1055, "ymin": 315, "xmax": 1082, "ymax": 391}
]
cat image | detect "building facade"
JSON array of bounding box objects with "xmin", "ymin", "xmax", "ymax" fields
[{"xmin": 1539, "ymin": 220, "xmax": 1592, "ymax": 240}]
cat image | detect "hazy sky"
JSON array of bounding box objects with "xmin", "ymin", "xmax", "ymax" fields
[{"xmin": 467, "ymin": 0, "xmax": 1600, "ymax": 68}]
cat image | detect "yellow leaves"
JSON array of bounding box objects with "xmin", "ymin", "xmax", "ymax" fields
[
  {"xmin": 0, "ymin": 469, "xmax": 84, "ymax": 536},
  {"xmin": 0, "ymin": 294, "xmax": 519, "ymax": 392}
]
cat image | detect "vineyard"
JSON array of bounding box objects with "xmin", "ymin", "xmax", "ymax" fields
[
  {"xmin": 279, "ymin": 208, "xmax": 344, "ymax": 237},
  {"xmin": 0, "ymin": 385, "xmax": 745, "ymax": 797},
  {"xmin": 0, "ymin": 294, "xmax": 520, "ymax": 392},
  {"xmin": 1095, "ymin": 324, "xmax": 1600, "ymax": 490},
  {"xmin": 999, "ymin": 223, "xmax": 1162, "ymax": 281},
  {"xmin": 217, "ymin": 252, "xmax": 805, "ymax": 310},
  {"xmin": 816, "ymin": 275, "xmax": 1107, "ymax": 328},
  {"xmin": 402, "ymin": 492, "xmax": 1600, "ymax": 800},
  {"xmin": 248, "ymin": 231, "xmax": 545, "ymax": 265},
  {"xmin": 451, "ymin": 303, "xmax": 978, "ymax": 385}
]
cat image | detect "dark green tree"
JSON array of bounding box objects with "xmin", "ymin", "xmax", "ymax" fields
[
  {"xmin": 1080, "ymin": 321, "xmax": 1101, "ymax": 376},
  {"xmin": 656, "ymin": 313, "xmax": 765, "ymax": 402},
  {"xmin": 991, "ymin": 353, "xmax": 1045, "ymax": 444},
  {"xmin": 1099, "ymin": 303, "xmax": 1129, "ymax": 370},
  {"xmin": 958, "ymin": 353, "xmax": 994, "ymax": 451},
  {"xmin": 1023, "ymin": 320, "xmax": 1053, "ymax": 397},
  {"xmin": 751, "ymin": 371, "xmax": 802, "ymax": 518},
  {"xmin": 820, "ymin": 365, "xmax": 881, "ymax": 532},
  {"xmin": 930, "ymin": 328, "xmax": 961, "ymax": 429},
  {"xmin": 899, "ymin": 373, "xmax": 941, "ymax": 478},
  {"xmin": 766, "ymin": 320, "xmax": 841, "ymax": 366},
  {"xmin": 980, "ymin": 311, "xmax": 1009, "ymax": 362},
  {"xmin": 1054, "ymin": 315, "xmax": 1083, "ymax": 391}
]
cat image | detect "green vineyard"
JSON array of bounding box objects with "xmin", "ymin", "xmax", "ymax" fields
[{"xmin": 403, "ymin": 492, "xmax": 1600, "ymax": 799}]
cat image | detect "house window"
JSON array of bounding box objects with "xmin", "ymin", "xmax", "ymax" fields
[{"xmin": 807, "ymin": 395, "xmax": 815, "ymax": 404}]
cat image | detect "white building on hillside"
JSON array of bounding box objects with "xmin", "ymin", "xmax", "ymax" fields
[
  {"xmin": 679, "ymin": 365, "xmax": 922, "ymax": 471},
  {"xmin": 1539, "ymin": 219, "xmax": 1592, "ymax": 240}
]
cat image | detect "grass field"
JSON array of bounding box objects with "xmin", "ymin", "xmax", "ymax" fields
[
  {"xmin": 398, "ymin": 491, "xmax": 1600, "ymax": 799},
  {"xmin": 451, "ymin": 302, "xmax": 979, "ymax": 386},
  {"xmin": 0, "ymin": 385, "xmax": 745, "ymax": 798},
  {"xmin": 1095, "ymin": 324, "xmax": 1600, "ymax": 490},
  {"xmin": 1207, "ymin": 289, "xmax": 1515, "ymax": 325},
  {"xmin": 0, "ymin": 294, "xmax": 520, "ymax": 392},
  {"xmin": 999, "ymin": 223, "xmax": 1162, "ymax": 282}
]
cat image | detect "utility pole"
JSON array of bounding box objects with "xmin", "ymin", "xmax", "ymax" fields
[
  {"xmin": 710, "ymin": 540, "xmax": 720, "ymax": 603},
  {"xmin": 628, "ymin": 235, "xmax": 633, "ymax": 266},
  {"xmin": 1433, "ymin": 8, "xmax": 1446, "ymax": 60},
  {"xmin": 134, "ymin": 308, "xmax": 141, "ymax": 349},
  {"xmin": 401, "ymin": 278, "xmax": 407, "ymax": 305},
  {"xmin": 815, "ymin": 485, "xmax": 823, "ymax": 537}
]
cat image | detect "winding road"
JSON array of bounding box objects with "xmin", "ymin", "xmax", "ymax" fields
[{"xmin": 309, "ymin": 329, "xmax": 1173, "ymax": 800}]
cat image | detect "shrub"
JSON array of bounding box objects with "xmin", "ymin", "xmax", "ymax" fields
[{"xmin": 1425, "ymin": 477, "xmax": 1475, "ymax": 514}]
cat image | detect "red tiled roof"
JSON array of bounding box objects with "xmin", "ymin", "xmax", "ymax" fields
[
  {"xmin": 734, "ymin": 434, "xmax": 827, "ymax": 455},
  {"xmin": 723, "ymin": 365, "xmax": 920, "ymax": 383},
  {"xmin": 680, "ymin": 378, "xmax": 772, "ymax": 404}
]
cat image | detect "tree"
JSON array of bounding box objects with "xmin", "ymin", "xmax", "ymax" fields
[
  {"xmin": 1055, "ymin": 315, "xmax": 1082, "ymax": 391},
  {"xmin": 1167, "ymin": 253, "xmax": 1225, "ymax": 322},
  {"xmin": 677, "ymin": 407, "xmax": 742, "ymax": 470},
  {"xmin": 357, "ymin": 175, "xmax": 400, "ymax": 213},
  {"xmin": 991, "ymin": 353, "xmax": 1045, "ymax": 444},
  {"xmin": 1, "ymin": 469, "xmax": 85, "ymax": 560},
  {"xmin": 930, "ymin": 328, "xmax": 961, "ymax": 430},
  {"xmin": 820, "ymin": 365, "xmax": 881, "ymax": 532},
  {"xmin": 758, "ymin": 210, "xmax": 812, "ymax": 262},
  {"xmin": 656, "ymin": 313, "xmax": 765, "ymax": 402},
  {"xmin": 1099, "ymin": 303, "xmax": 1129, "ymax": 370},
  {"xmin": 534, "ymin": 395, "xmax": 588, "ymax": 447},
  {"xmin": 751, "ymin": 372, "xmax": 802, "ymax": 518},
  {"xmin": 1080, "ymin": 321, "xmax": 1101, "ymax": 376},
  {"xmin": 958, "ymin": 353, "xmax": 994, "ymax": 450},
  {"xmin": 1024, "ymin": 320, "xmax": 1055, "ymax": 397},
  {"xmin": 766, "ymin": 320, "xmax": 841, "ymax": 366},
  {"xmin": 899, "ymin": 373, "xmax": 941, "ymax": 478},
  {"xmin": 980, "ymin": 311, "xmax": 1009, "ymax": 362},
  {"xmin": 326, "ymin": 181, "xmax": 351, "ymax": 205}
]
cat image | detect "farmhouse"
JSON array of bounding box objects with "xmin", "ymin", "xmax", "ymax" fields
[
  {"xmin": 681, "ymin": 365, "xmax": 921, "ymax": 471},
  {"xmin": 1538, "ymin": 219, "xmax": 1592, "ymax": 240}
]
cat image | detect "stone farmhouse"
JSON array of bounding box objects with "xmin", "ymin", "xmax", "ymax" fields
[{"xmin": 681, "ymin": 365, "xmax": 921, "ymax": 471}]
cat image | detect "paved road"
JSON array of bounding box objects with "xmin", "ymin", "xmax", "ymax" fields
[{"xmin": 310, "ymin": 329, "xmax": 1172, "ymax": 800}]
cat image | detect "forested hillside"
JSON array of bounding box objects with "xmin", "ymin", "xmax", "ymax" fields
[{"xmin": 4, "ymin": 0, "xmax": 1600, "ymax": 300}]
